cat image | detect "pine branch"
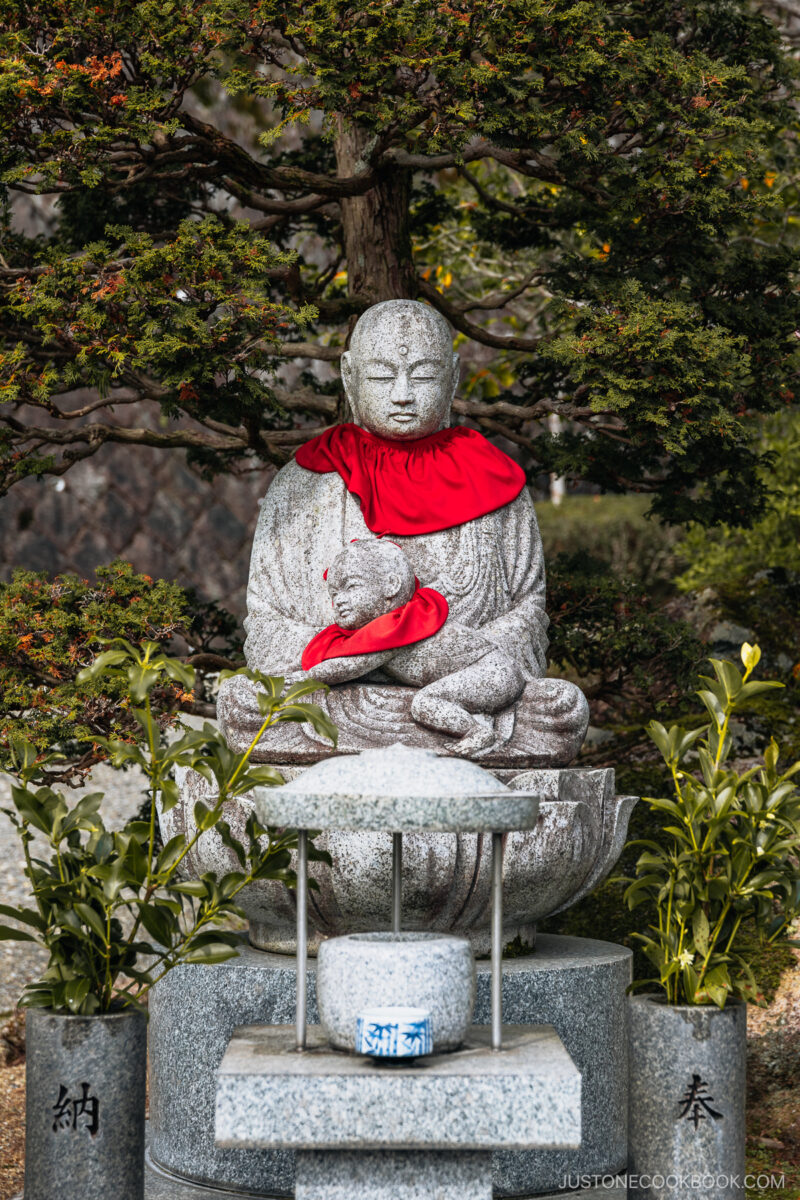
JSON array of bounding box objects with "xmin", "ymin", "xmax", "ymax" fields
[{"xmin": 417, "ymin": 276, "xmax": 544, "ymax": 352}]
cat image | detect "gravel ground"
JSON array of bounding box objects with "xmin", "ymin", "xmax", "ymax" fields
[
  {"xmin": 0, "ymin": 1062, "xmax": 24, "ymax": 1200},
  {"xmin": 0, "ymin": 764, "xmax": 150, "ymax": 1015}
]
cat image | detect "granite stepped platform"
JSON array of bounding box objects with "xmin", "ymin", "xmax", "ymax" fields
[
  {"xmin": 149, "ymin": 937, "xmax": 630, "ymax": 1196},
  {"xmin": 215, "ymin": 1024, "xmax": 581, "ymax": 1199}
]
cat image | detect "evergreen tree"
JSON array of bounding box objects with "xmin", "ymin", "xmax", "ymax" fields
[{"xmin": 1, "ymin": 0, "xmax": 798, "ymax": 524}]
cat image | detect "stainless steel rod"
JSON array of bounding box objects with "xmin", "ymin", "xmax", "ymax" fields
[
  {"xmin": 491, "ymin": 831, "xmax": 503, "ymax": 1051},
  {"xmin": 296, "ymin": 829, "xmax": 308, "ymax": 1051},
  {"xmin": 392, "ymin": 832, "xmax": 403, "ymax": 933}
]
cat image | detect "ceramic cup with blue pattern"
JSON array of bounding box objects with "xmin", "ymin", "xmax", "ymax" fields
[{"xmin": 355, "ymin": 1006, "xmax": 433, "ymax": 1058}]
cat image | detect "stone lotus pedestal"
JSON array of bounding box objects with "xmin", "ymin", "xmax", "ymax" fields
[{"xmin": 161, "ymin": 758, "xmax": 637, "ymax": 955}]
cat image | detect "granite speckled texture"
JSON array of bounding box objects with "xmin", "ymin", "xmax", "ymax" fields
[
  {"xmin": 490, "ymin": 938, "xmax": 631, "ymax": 1197},
  {"xmin": 215, "ymin": 1025, "xmax": 580, "ymax": 1151},
  {"xmin": 144, "ymin": 1155, "xmax": 246, "ymax": 1200},
  {"xmin": 19, "ymin": 1167, "xmax": 628, "ymax": 1200},
  {"xmin": 254, "ymin": 744, "xmax": 540, "ymax": 832},
  {"xmin": 147, "ymin": 934, "xmax": 630, "ymax": 1196},
  {"xmin": 25, "ymin": 1008, "xmax": 146, "ymax": 1200},
  {"xmin": 148, "ymin": 945, "xmax": 302, "ymax": 1196},
  {"xmin": 162, "ymin": 766, "xmax": 636, "ymax": 954},
  {"xmin": 628, "ymin": 995, "xmax": 746, "ymax": 1199},
  {"xmin": 317, "ymin": 931, "xmax": 475, "ymax": 1052},
  {"xmin": 295, "ymin": 1150, "xmax": 493, "ymax": 1199}
]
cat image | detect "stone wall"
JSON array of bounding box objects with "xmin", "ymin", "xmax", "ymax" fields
[{"xmin": 0, "ymin": 434, "xmax": 272, "ymax": 617}]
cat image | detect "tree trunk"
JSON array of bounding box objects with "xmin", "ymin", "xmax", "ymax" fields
[{"xmin": 334, "ymin": 120, "xmax": 417, "ymax": 305}]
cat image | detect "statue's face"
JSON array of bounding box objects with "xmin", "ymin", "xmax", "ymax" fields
[
  {"xmin": 327, "ymin": 542, "xmax": 413, "ymax": 628},
  {"xmin": 327, "ymin": 560, "xmax": 398, "ymax": 629},
  {"xmin": 341, "ymin": 318, "xmax": 459, "ymax": 441}
]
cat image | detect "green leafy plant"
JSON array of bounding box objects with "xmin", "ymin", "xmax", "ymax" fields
[
  {"xmin": 0, "ymin": 639, "xmax": 336, "ymax": 1014},
  {"xmin": 677, "ymin": 413, "xmax": 800, "ymax": 759},
  {"xmin": 623, "ymin": 643, "xmax": 800, "ymax": 1008},
  {"xmin": 547, "ymin": 548, "xmax": 702, "ymax": 734},
  {"xmin": 0, "ymin": 561, "xmax": 247, "ymax": 784}
]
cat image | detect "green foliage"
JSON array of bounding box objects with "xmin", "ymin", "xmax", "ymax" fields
[
  {"xmin": 0, "ymin": 639, "xmax": 335, "ymax": 1014},
  {"xmin": 547, "ymin": 549, "xmax": 703, "ymax": 727},
  {"xmin": 623, "ymin": 644, "xmax": 800, "ymax": 1007},
  {"xmin": 534, "ymin": 495, "xmax": 703, "ymax": 767},
  {"xmin": 0, "ymin": 560, "xmax": 247, "ymax": 783},
  {"xmin": 0, "ymin": 562, "xmax": 191, "ymax": 779},
  {"xmin": 0, "ymin": 217, "xmax": 317, "ymax": 486},
  {"xmin": 539, "ymin": 286, "xmax": 762, "ymax": 526},
  {"xmin": 677, "ymin": 412, "xmax": 800, "ymax": 664},
  {"xmin": 679, "ymin": 413, "xmax": 800, "ymax": 583},
  {"xmin": 537, "ymin": 493, "xmax": 682, "ymax": 597},
  {"xmin": 0, "ymin": 0, "xmax": 798, "ymax": 519},
  {"xmin": 674, "ymin": 414, "xmax": 800, "ymax": 764}
]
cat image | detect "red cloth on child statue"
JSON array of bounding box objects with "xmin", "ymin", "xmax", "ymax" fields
[
  {"xmin": 301, "ymin": 584, "xmax": 449, "ymax": 670},
  {"xmin": 294, "ymin": 423, "xmax": 525, "ymax": 536}
]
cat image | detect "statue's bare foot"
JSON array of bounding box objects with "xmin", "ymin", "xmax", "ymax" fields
[{"xmin": 449, "ymin": 720, "xmax": 496, "ymax": 758}]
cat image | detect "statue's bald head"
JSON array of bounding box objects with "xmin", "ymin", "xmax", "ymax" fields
[
  {"xmin": 350, "ymin": 300, "xmax": 453, "ymax": 361},
  {"xmin": 341, "ymin": 300, "xmax": 460, "ymax": 441}
]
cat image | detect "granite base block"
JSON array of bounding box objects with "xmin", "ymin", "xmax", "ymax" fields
[
  {"xmin": 148, "ymin": 934, "xmax": 631, "ymax": 1196},
  {"xmin": 216, "ymin": 1025, "xmax": 580, "ymax": 1151},
  {"xmin": 142, "ymin": 1156, "xmax": 627, "ymax": 1200},
  {"xmin": 145, "ymin": 1153, "xmax": 247, "ymax": 1199},
  {"xmin": 295, "ymin": 1149, "xmax": 492, "ymax": 1199}
]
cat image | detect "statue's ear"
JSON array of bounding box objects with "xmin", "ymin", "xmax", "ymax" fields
[
  {"xmin": 450, "ymin": 352, "xmax": 460, "ymax": 402},
  {"xmin": 437, "ymin": 351, "xmax": 459, "ymax": 428},
  {"xmin": 341, "ymin": 351, "xmax": 358, "ymax": 421},
  {"xmin": 384, "ymin": 571, "xmax": 402, "ymax": 600}
]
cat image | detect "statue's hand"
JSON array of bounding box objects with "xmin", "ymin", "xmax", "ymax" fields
[
  {"xmin": 299, "ymin": 649, "xmax": 397, "ymax": 686},
  {"xmin": 437, "ymin": 619, "xmax": 507, "ymax": 657},
  {"xmin": 284, "ymin": 669, "xmax": 311, "ymax": 685}
]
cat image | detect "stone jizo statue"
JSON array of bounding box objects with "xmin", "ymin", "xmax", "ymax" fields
[
  {"xmin": 218, "ymin": 299, "xmax": 589, "ymax": 765},
  {"xmin": 301, "ymin": 538, "xmax": 526, "ymax": 757}
]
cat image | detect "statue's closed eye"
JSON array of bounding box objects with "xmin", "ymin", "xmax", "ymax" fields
[{"xmin": 366, "ymin": 373, "xmax": 436, "ymax": 382}]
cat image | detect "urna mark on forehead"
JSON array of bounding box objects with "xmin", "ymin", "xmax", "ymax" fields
[{"xmin": 349, "ymin": 300, "xmax": 453, "ymax": 361}]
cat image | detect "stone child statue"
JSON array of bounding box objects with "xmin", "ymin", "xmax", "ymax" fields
[
  {"xmin": 303, "ymin": 538, "xmax": 526, "ymax": 757},
  {"xmin": 217, "ymin": 298, "xmax": 589, "ymax": 765}
]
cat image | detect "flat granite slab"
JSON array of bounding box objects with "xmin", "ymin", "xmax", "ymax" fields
[
  {"xmin": 254, "ymin": 787, "xmax": 540, "ymax": 832},
  {"xmin": 253, "ymin": 743, "xmax": 541, "ymax": 832},
  {"xmin": 295, "ymin": 1149, "xmax": 493, "ymax": 1200},
  {"xmin": 216, "ymin": 1024, "xmax": 581, "ymax": 1152}
]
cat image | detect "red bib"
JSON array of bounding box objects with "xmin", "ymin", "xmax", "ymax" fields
[
  {"xmin": 301, "ymin": 584, "xmax": 449, "ymax": 670},
  {"xmin": 294, "ymin": 423, "xmax": 525, "ymax": 535}
]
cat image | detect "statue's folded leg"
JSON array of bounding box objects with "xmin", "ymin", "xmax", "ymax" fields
[
  {"xmin": 218, "ymin": 673, "xmax": 589, "ymax": 767},
  {"xmin": 511, "ymin": 678, "xmax": 590, "ymax": 766}
]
